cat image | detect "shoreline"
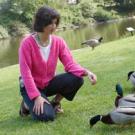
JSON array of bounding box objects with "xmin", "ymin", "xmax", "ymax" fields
[
  {"xmin": 0, "ymin": 16, "xmax": 135, "ymax": 40},
  {"xmin": 0, "ymin": 35, "xmax": 134, "ymax": 69}
]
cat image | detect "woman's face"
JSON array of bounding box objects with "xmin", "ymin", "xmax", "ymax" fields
[{"xmin": 43, "ymin": 19, "xmax": 58, "ymax": 35}]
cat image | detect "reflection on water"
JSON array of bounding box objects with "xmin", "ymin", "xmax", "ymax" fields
[
  {"xmin": 0, "ymin": 18, "xmax": 135, "ymax": 68},
  {"xmin": 0, "ymin": 38, "xmax": 20, "ymax": 68}
]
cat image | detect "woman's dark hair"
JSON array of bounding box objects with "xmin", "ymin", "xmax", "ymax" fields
[{"xmin": 33, "ymin": 6, "xmax": 60, "ymax": 32}]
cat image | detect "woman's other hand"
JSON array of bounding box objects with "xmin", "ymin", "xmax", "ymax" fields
[{"xmin": 85, "ymin": 69, "xmax": 97, "ymax": 85}]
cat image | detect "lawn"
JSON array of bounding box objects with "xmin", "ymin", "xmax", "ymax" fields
[{"xmin": 0, "ymin": 36, "xmax": 135, "ymax": 135}]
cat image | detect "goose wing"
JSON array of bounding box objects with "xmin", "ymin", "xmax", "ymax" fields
[
  {"xmin": 123, "ymin": 94, "xmax": 135, "ymax": 102},
  {"xmin": 83, "ymin": 39, "xmax": 99, "ymax": 46},
  {"xmin": 116, "ymin": 107, "xmax": 135, "ymax": 114}
]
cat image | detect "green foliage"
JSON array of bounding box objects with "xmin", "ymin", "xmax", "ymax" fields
[
  {"xmin": 0, "ymin": 0, "xmax": 102, "ymax": 29},
  {"xmin": 80, "ymin": 2, "xmax": 95, "ymax": 18},
  {"xmin": 0, "ymin": 0, "xmax": 135, "ymax": 36},
  {"xmin": 0, "ymin": 0, "xmax": 48, "ymax": 26},
  {"xmin": 0, "ymin": 0, "xmax": 48, "ymax": 36},
  {"xmin": 69, "ymin": 5, "xmax": 83, "ymax": 25},
  {"xmin": 8, "ymin": 21, "xmax": 29, "ymax": 37},
  {"xmin": 0, "ymin": 25, "xmax": 9, "ymax": 39},
  {"xmin": 0, "ymin": 13, "xmax": 12, "ymax": 27},
  {"xmin": 114, "ymin": 0, "xmax": 135, "ymax": 9},
  {"xmin": 94, "ymin": 8, "xmax": 115, "ymax": 22}
]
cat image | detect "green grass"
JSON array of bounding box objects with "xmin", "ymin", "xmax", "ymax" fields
[{"xmin": 0, "ymin": 36, "xmax": 135, "ymax": 135}]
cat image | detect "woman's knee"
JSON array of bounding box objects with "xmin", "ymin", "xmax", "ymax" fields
[
  {"xmin": 70, "ymin": 74, "xmax": 84, "ymax": 87},
  {"xmin": 77, "ymin": 76, "xmax": 84, "ymax": 87},
  {"xmin": 32, "ymin": 103, "xmax": 56, "ymax": 122}
]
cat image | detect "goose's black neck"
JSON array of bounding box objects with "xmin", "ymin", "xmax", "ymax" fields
[
  {"xmin": 101, "ymin": 114, "xmax": 114, "ymax": 124},
  {"xmin": 98, "ymin": 37, "xmax": 103, "ymax": 42},
  {"xmin": 115, "ymin": 96, "xmax": 122, "ymax": 107}
]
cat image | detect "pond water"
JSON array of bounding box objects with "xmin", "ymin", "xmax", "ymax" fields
[{"xmin": 0, "ymin": 17, "xmax": 135, "ymax": 68}]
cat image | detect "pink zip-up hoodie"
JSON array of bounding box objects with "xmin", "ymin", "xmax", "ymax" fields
[{"xmin": 19, "ymin": 34, "xmax": 86, "ymax": 100}]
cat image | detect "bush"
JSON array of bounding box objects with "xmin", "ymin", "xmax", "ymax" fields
[
  {"xmin": 62, "ymin": 5, "xmax": 83, "ymax": 26},
  {"xmin": 0, "ymin": 25, "xmax": 9, "ymax": 39},
  {"xmin": 72, "ymin": 17, "xmax": 81, "ymax": 25},
  {"xmin": 94, "ymin": 8, "xmax": 115, "ymax": 22},
  {"xmin": 80, "ymin": 2, "xmax": 95, "ymax": 18},
  {"xmin": 8, "ymin": 21, "xmax": 29, "ymax": 37},
  {"xmin": 0, "ymin": 0, "xmax": 47, "ymax": 27}
]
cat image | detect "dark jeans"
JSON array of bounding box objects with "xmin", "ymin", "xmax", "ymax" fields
[{"xmin": 19, "ymin": 73, "xmax": 84, "ymax": 122}]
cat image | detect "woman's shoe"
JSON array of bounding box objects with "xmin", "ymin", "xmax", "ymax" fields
[
  {"xmin": 19, "ymin": 100, "xmax": 30, "ymax": 117},
  {"xmin": 51, "ymin": 100, "xmax": 64, "ymax": 114}
]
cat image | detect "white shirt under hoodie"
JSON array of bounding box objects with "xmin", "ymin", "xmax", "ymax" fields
[{"xmin": 32, "ymin": 33, "xmax": 52, "ymax": 61}]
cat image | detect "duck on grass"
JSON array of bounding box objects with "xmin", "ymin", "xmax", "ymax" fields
[{"xmin": 90, "ymin": 83, "xmax": 135, "ymax": 127}]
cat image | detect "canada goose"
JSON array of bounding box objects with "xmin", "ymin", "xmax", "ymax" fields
[
  {"xmin": 128, "ymin": 71, "xmax": 135, "ymax": 86},
  {"xmin": 126, "ymin": 27, "xmax": 134, "ymax": 36},
  {"xmin": 81, "ymin": 37, "xmax": 103, "ymax": 50},
  {"xmin": 90, "ymin": 84, "xmax": 135, "ymax": 127},
  {"xmin": 70, "ymin": 25, "xmax": 80, "ymax": 30}
]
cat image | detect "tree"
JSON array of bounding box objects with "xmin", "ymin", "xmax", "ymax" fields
[
  {"xmin": 80, "ymin": 2, "xmax": 95, "ymax": 18},
  {"xmin": 0, "ymin": 0, "xmax": 49, "ymax": 26},
  {"xmin": 103, "ymin": 0, "xmax": 114, "ymax": 6},
  {"xmin": 113, "ymin": 0, "xmax": 135, "ymax": 8}
]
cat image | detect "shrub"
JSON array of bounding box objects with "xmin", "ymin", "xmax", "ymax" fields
[
  {"xmin": 0, "ymin": 25, "xmax": 9, "ymax": 39},
  {"xmin": 94, "ymin": 8, "xmax": 115, "ymax": 22},
  {"xmin": 8, "ymin": 21, "xmax": 29, "ymax": 37},
  {"xmin": 80, "ymin": 2, "xmax": 95, "ymax": 18},
  {"xmin": 72, "ymin": 17, "xmax": 81, "ymax": 25}
]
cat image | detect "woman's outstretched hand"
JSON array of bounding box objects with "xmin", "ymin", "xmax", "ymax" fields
[
  {"xmin": 85, "ymin": 69, "xmax": 97, "ymax": 85},
  {"xmin": 33, "ymin": 96, "xmax": 50, "ymax": 115}
]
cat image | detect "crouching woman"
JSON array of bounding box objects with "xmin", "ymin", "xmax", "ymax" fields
[{"xmin": 18, "ymin": 6, "xmax": 97, "ymax": 122}]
